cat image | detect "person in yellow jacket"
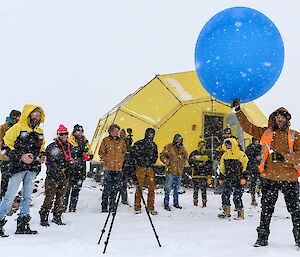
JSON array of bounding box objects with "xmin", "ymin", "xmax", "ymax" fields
[
  {"xmin": 0, "ymin": 105, "xmax": 46, "ymax": 237},
  {"xmin": 189, "ymin": 138, "xmax": 213, "ymax": 207},
  {"xmin": 160, "ymin": 134, "xmax": 188, "ymax": 211},
  {"xmin": 63, "ymin": 124, "xmax": 93, "ymax": 212},
  {"xmin": 217, "ymin": 138, "xmax": 248, "ymax": 220}
]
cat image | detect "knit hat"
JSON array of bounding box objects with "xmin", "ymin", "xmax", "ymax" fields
[
  {"xmin": 9, "ymin": 110, "xmax": 21, "ymax": 119},
  {"xmin": 57, "ymin": 124, "xmax": 68, "ymax": 134},
  {"xmin": 73, "ymin": 124, "xmax": 84, "ymax": 133}
]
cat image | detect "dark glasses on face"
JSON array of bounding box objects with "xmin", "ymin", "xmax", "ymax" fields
[{"xmin": 58, "ymin": 132, "xmax": 68, "ymax": 136}]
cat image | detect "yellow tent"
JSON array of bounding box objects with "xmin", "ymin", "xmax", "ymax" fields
[{"xmin": 90, "ymin": 71, "xmax": 267, "ymax": 164}]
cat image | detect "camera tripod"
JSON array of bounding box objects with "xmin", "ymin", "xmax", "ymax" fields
[{"xmin": 98, "ymin": 184, "xmax": 161, "ymax": 254}]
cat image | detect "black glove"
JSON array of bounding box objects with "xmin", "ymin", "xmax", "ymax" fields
[
  {"xmin": 231, "ymin": 98, "xmax": 241, "ymax": 112},
  {"xmin": 271, "ymin": 151, "xmax": 285, "ymax": 162}
]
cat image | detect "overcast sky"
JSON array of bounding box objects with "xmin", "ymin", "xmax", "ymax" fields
[{"xmin": 0, "ymin": 0, "xmax": 299, "ymax": 143}]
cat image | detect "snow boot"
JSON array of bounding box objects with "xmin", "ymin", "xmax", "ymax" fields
[
  {"xmin": 164, "ymin": 205, "xmax": 171, "ymax": 211},
  {"xmin": 218, "ymin": 206, "xmax": 231, "ymax": 219},
  {"xmin": 39, "ymin": 211, "xmax": 50, "ymax": 227},
  {"xmin": 0, "ymin": 219, "xmax": 8, "ymax": 237},
  {"xmin": 149, "ymin": 209, "xmax": 158, "ymax": 215},
  {"xmin": 16, "ymin": 215, "xmax": 38, "ymax": 234},
  {"xmin": 251, "ymin": 194, "xmax": 258, "ymax": 206},
  {"xmin": 202, "ymin": 199, "xmax": 207, "ymax": 208},
  {"xmin": 193, "ymin": 199, "xmax": 198, "ymax": 206},
  {"xmin": 52, "ymin": 215, "xmax": 66, "ymax": 225},
  {"xmin": 173, "ymin": 204, "xmax": 182, "ymax": 209},
  {"xmin": 253, "ymin": 227, "xmax": 269, "ymax": 247},
  {"xmin": 234, "ymin": 208, "xmax": 245, "ymax": 220},
  {"xmin": 134, "ymin": 209, "xmax": 141, "ymax": 214}
]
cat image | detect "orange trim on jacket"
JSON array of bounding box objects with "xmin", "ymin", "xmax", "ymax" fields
[{"xmin": 259, "ymin": 128, "xmax": 300, "ymax": 177}]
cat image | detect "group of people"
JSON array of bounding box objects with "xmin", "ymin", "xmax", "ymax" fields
[
  {"xmin": 0, "ymin": 101, "xmax": 300, "ymax": 249},
  {"xmin": 0, "ymin": 104, "xmax": 92, "ymax": 237}
]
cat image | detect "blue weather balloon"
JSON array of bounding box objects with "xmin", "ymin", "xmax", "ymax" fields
[{"xmin": 194, "ymin": 7, "xmax": 285, "ymax": 103}]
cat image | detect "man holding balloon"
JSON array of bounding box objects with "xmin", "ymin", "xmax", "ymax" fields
[
  {"xmin": 233, "ymin": 100, "xmax": 300, "ymax": 247},
  {"xmin": 195, "ymin": 6, "xmax": 300, "ymax": 247}
]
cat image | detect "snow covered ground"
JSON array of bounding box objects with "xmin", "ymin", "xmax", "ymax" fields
[{"xmin": 0, "ymin": 175, "xmax": 299, "ymax": 257}]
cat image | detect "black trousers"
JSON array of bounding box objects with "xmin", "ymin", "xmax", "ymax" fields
[
  {"xmin": 257, "ymin": 178, "xmax": 300, "ymax": 243},
  {"xmin": 248, "ymin": 165, "xmax": 261, "ymax": 196},
  {"xmin": 64, "ymin": 177, "xmax": 84, "ymax": 211},
  {"xmin": 193, "ymin": 178, "xmax": 208, "ymax": 201}
]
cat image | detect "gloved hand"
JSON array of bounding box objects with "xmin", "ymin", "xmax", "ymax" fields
[
  {"xmin": 83, "ymin": 153, "xmax": 90, "ymax": 161},
  {"xmin": 231, "ymin": 98, "xmax": 241, "ymax": 113},
  {"xmin": 219, "ymin": 179, "xmax": 223, "ymax": 186},
  {"xmin": 240, "ymin": 178, "xmax": 247, "ymax": 185}
]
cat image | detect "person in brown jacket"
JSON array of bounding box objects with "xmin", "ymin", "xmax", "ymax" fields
[
  {"xmin": 232, "ymin": 99, "xmax": 300, "ymax": 247},
  {"xmin": 99, "ymin": 124, "xmax": 126, "ymax": 213},
  {"xmin": 160, "ymin": 134, "xmax": 188, "ymax": 211},
  {"xmin": 0, "ymin": 110, "xmax": 21, "ymax": 200}
]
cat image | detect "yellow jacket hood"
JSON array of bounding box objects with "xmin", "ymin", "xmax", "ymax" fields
[{"xmin": 19, "ymin": 104, "xmax": 45, "ymax": 127}]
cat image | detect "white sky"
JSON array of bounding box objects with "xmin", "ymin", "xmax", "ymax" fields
[{"xmin": 0, "ymin": 0, "xmax": 299, "ymax": 143}]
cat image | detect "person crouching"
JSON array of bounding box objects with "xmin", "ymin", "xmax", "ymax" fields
[{"xmin": 218, "ymin": 138, "xmax": 248, "ymax": 220}]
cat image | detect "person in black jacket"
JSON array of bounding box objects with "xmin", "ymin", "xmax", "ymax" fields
[
  {"xmin": 245, "ymin": 137, "xmax": 262, "ymax": 206},
  {"xmin": 64, "ymin": 124, "xmax": 93, "ymax": 212},
  {"xmin": 189, "ymin": 139, "xmax": 213, "ymax": 207},
  {"xmin": 119, "ymin": 129, "xmax": 135, "ymax": 205},
  {"xmin": 39, "ymin": 125, "xmax": 75, "ymax": 226},
  {"xmin": 133, "ymin": 128, "xmax": 158, "ymax": 215}
]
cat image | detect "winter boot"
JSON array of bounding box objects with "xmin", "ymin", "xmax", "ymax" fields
[
  {"xmin": 234, "ymin": 208, "xmax": 245, "ymax": 220},
  {"xmin": 39, "ymin": 211, "xmax": 50, "ymax": 227},
  {"xmin": 193, "ymin": 199, "xmax": 198, "ymax": 206},
  {"xmin": 202, "ymin": 199, "xmax": 207, "ymax": 208},
  {"xmin": 253, "ymin": 227, "xmax": 269, "ymax": 247},
  {"xmin": 164, "ymin": 204, "xmax": 171, "ymax": 211},
  {"xmin": 0, "ymin": 219, "xmax": 8, "ymax": 237},
  {"xmin": 251, "ymin": 194, "xmax": 258, "ymax": 206},
  {"xmin": 293, "ymin": 227, "xmax": 300, "ymax": 247},
  {"xmin": 218, "ymin": 206, "xmax": 231, "ymax": 219},
  {"xmin": 52, "ymin": 215, "xmax": 66, "ymax": 225},
  {"xmin": 173, "ymin": 204, "xmax": 182, "ymax": 209},
  {"xmin": 16, "ymin": 215, "xmax": 38, "ymax": 234}
]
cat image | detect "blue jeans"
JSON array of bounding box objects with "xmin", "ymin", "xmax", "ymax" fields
[
  {"xmin": 164, "ymin": 173, "xmax": 181, "ymax": 206},
  {"xmin": 101, "ymin": 171, "xmax": 122, "ymax": 210},
  {"xmin": 221, "ymin": 184, "xmax": 244, "ymax": 209},
  {"xmin": 0, "ymin": 170, "xmax": 36, "ymax": 220}
]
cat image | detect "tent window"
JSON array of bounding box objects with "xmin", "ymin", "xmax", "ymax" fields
[{"xmin": 203, "ymin": 114, "xmax": 223, "ymax": 150}]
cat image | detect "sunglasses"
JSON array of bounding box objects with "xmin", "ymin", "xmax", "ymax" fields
[{"xmin": 58, "ymin": 132, "xmax": 69, "ymax": 136}]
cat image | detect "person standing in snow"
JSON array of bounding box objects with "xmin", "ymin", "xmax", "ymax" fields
[
  {"xmin": 99, "ymin": 124, "xmax": 126, "ymax": 213},
  {"xmin": 39, "ymin": 125, "xmax": 75, "ymax": 226},
  {"xmin": 189, "ymin": 138, "xmax": 213, "ymax": 207},
  {"xmin": 245, "ymin": 137, "xmax": 262, "ymax": 206},
  {"xmin": 160, "ymin": 134, "xmax": 188, "ymax": 211},
  {"xmin": 64, "ymin": 124, "xmax": 93, "ymax": 212},
  {"xmin": 232, "ymin": 99, "xmax": 300, "ymax": 247},
  {"xmin": 119, "ymin": 128, "xmax": 135, "ymax": 205},
  {"xmin": 0, "ymin": 105, "xmax": 46, "ymax": 237},
  {"xmin": 0, "ymin": 110, "xmax": 21, "ymax": 200},
  {"xmin": 133, "ymin": 128, "xmax": 158, "ymax": 215},
  {"xmin": 217, "ymin": 138, "xmax": 248, "ymax": 220}
]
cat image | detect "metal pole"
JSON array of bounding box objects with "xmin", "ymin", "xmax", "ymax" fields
[{"xmin": 137, "ymin": 184, "xmax": 161, "ymax": 247}]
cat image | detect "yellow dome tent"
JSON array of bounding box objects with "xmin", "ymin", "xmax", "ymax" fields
[{"xmin": 90, "ymin": 70, "xmax": 267, "ymax": 165}]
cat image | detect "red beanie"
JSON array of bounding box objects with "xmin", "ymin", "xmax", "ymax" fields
[{"xmin": 57, "ymin": 124, "xmax": 68, "ymax": 134}]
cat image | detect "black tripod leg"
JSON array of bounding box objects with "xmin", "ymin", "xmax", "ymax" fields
[
  {"xmin": 103, "ymin": 191, "xmax": 121, "ymax": 254},
  {"xmin": 138, "ymin": 185, "xmax": 162, "ymax": 247},
  {"xmin": 97, "ymin": 211, "xmax": 111, "ymax": 245}
]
